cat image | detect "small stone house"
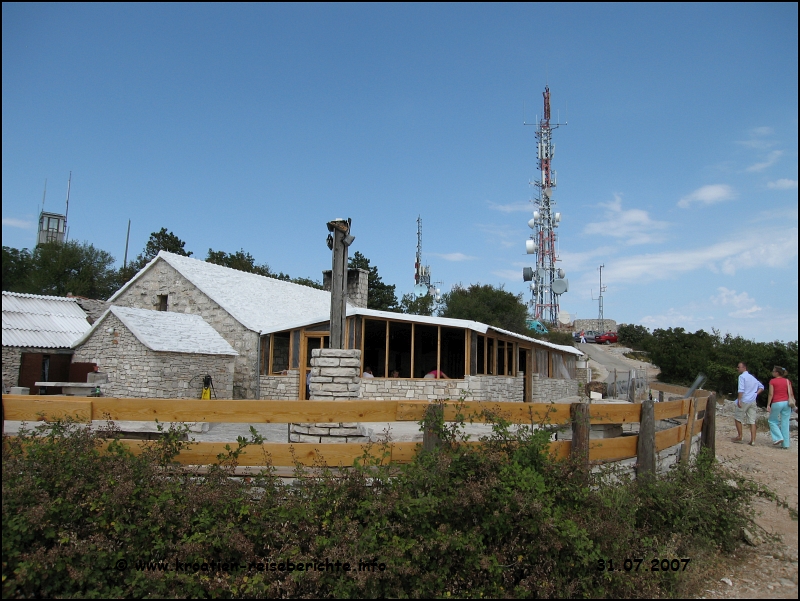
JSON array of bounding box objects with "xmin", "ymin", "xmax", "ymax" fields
[
  {"xmin": 2, "ymin": 291, "xmax": 92, "ymax": 392},
  {"xmin": 105, "ymin": 251, "xmax": 583, "ymax": 402},
  {"xmin": 71, "ymin": 306, "xmax": 237, "ymax": 399}
]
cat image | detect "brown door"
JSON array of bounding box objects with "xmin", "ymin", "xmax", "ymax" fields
[
  {"xmin": 299, "ymin": 333, "xmax": 330, "ymax": 400},
  {"xmin": 18, "ymin": 353, "xmax": 43, "ymax": 391}
]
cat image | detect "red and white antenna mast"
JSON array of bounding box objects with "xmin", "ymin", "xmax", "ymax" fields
[{"xmin": 523, "ymin": 86, "xmax": 568, "ymax": 326}]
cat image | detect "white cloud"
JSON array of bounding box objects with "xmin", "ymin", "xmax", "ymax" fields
[
  {"xmin": 767, "ymin": 178, "xmax": 798, "ymax": 190},
  {"xmin": 583, "ymin": 195, "xmax": 669, "ymax": 245},
  {"xmin": 2, "ymin": 218, "xmax": 33, "ymax": 229},
  {"xmin": 746, "ymin": 150, "xmax": 783, "ymax": 172},
  {"xmin": 492, "ymin": 268, "xmax": 524, "ymax": 281},
  {"xmin": 677, "ymin": 184, "xmax": 737, "ymax": 208},
  {"xmin": 710, "ymin": 287, "xmax": 762, "ymax": 319},
  {"xmin": 430, "ymin": 252, "xmax": 476, "ymax": 262},
  {"xmin": 487, "ymin": 201, "xmax": 532, "ymax": 213},
  {"xmin": 750, "ymin": 126, "xmax": 774, "ymax": 136},
  {"xmin": 640, "ymin": 308, "xmax": 710, "ymax": 331},
  {"xmin": 597, "ymin": 226, "xmax": 797, "ymax": 284}
]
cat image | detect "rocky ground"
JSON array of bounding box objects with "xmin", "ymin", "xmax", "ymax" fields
[{"xmin": 698, "ymin": 402, "xmax": 798, "ymax": 599}]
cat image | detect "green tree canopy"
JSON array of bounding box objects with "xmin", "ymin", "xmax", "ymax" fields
[
  {"xmin": 398, "ymin": 292, "xmax": 434, "ymax": 316},
  {"xmin": 439, "ymin": 284, "xmax": 529, "ymax": 335},
  {"xmin": 4, "ymin": 241, "xmax": 118, "ymax": 299},
  {"xmin": 348, "ymin": 251, "xmax": 399, "ymax": 311},
  {"xmin": 206, "ymin": 248, "xmax": 271, "ymax": 276},
  {"xmin": 117, "ymin": 227, "xmax": 193, "ymax": 285},
  {"xmin": 2, "ymin": 246, "xmax": 33, "ymax": 292}
]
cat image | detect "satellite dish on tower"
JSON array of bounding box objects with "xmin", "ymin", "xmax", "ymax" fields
[
  {"xmin": 552, "ymin": 279, "xmax": 568, "ymax": 294},
  {"xmin": 413, "ymin": 284, "xmax": 428, "ymax": 298},
  {"xmin": 558, "ymin": 311, "xmax": 571, "ymax": 325}
]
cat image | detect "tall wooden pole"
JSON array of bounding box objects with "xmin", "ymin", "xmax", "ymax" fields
[{"xmin": 327, "ymin": 219, "xmax": 352, "ymax": 349}]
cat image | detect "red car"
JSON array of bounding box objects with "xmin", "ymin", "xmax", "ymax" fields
[{"xmin": 595, "ymin": 331, "xmax": 618, "ymax": 344}]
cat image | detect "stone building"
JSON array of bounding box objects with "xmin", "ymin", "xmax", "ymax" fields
[
  {"xmin": 2, "ymin": 291, "xmax": 92, "ymax": 392},
  {"xmin": 71, "ymin": 306, "xmax": 237, "ymax": 398},
  {"xmin": 105, "ymin": 251, "xmax": 583, "ymax": 402}
]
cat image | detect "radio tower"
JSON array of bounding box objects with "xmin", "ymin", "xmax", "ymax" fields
[{"xmin": 523, "ymin": 85, "xmax": 568, "ymax": 326}]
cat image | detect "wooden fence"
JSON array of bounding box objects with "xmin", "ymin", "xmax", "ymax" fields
[{"xmin": 2, "ymin": 392, "xmax": 715, "ymax": 475}]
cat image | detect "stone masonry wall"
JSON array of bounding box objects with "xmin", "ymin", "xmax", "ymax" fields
[
  {"xmin": 259, "ymin": 371, "xmax": 300, "ymax": 400},
  {"xmin": 73, "ymin": 313, "xmax": 235, "ymax": 398},
  {"xmin": 2, "ymin": 346, "xmax": 22, "ymax": 390},
  {"xmin": 576, "ymin": 366, "xmax": 591, "ymax": 400},
  {"xmin": 290, "ymin": 348, "xmax": 370, "ymax": 443},
  {"xmin": 359, "ymin": 374, "xmax": 523, "ymax": 402},
  {"xmin": 112, "ymin": 259, "xmax": 258, "ymax": 398},
  {"xmin": 531, "ymin": 374, "xmax": 579, "ymax": 402},
  {"xmin": 573, "ymin": 319, "xmax": 617, "ymax": 333}
]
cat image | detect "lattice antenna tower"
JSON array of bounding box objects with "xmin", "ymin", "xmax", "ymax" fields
[{"xmin": 522, "ymin": 86, "xmax": 568, "ymax": 325}]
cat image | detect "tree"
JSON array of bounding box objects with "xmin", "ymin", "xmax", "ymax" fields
[
  {"xmin": 206, "ymin": 248, "xmax": 271, "ymax": 276},
  {"xmin": 21, "ymin": 241, "xmax": 118, "ymax": 299},
  {"xmin": 348, "ymin": 251, "xmax": 399, "ymax": 311},
  {"xmin": 2, "ymin": 246, "xmax": 32, "ymax": 292},
  {"xmin": 439, "ymin": 284, "xmax": 529, "ymax": 335},
  {"xmin": 117, "ymin": 228, "xmax": 193, "ymax": 285},
  {"xmin": 398, "ymin": 292, "xmax": 434, "ymax": 316}
]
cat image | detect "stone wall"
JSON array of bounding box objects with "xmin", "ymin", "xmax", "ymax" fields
[
  {"xmin": 2, "ymin": 346, "xmax": 22, "ymax": 390},
  {"xmin": 573, "ymin": 319, "xmax": 617, "ymax": 333},
  {"xmin": 576, "ymin": 366, "xmax": 591, "ymax": 400},
  {"xmin": 112, "ymin": 259, "xmax": 258, "ymax": 398},
  {"xmin": 530, "ymin": 374, "xmax": 579, "ymax": 402},
  {"xmin": 290, "ymin": 348, "xmax": 370, "ymax": 443},
  {"xmin": 322, "ymin": 268, "xmax": 368, "ymax": 309},
  {"xmin": 73, "ymin": 313, "xmax": 235, "ymax": 398},
  {"xmin": 259, "ymin": 371, "xmax": 300, "ymax": 400}
]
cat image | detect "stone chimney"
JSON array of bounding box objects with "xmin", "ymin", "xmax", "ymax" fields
[{"xmin": 322, "ymin": 267, "xmax": 368, "ymax": 309}]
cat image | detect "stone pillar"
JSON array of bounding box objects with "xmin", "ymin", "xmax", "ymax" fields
[{"xmin": 289, "ymin": 348, "xmax": 369, "ymax": 443}]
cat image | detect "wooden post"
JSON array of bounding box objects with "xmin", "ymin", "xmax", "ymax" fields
[
  {"xmin": 570, "ymin": 402, "xmax": 590, "ymax": 466},
  {"xmin": 327, "ymin": 219, "xmax": 351, "ymax": 349},
  {"xmin": 422, "ymin": 404, "xmax": 443, "ymax": 452},
  {"xmin": 658, "ymin": 390, "xmax": 664, "ymax": 403},
  {"xmin": 681, "ymin": 396, "xmax": 697, "ymax": 462},
  {"xmin": 701, "ymin": 392, "xmax": 716, "ymax": 457},
  {"xmin": 636, "ymin": 400, "xmax": 655, "ymax": 477}
]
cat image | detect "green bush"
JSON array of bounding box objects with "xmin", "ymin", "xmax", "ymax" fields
[{"xmin": 2, "ymin": 414, "xmax": 766, "ymax": 598}]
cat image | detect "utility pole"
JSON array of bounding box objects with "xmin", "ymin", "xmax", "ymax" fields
[
  {"xmin": 326, "ymin": 218, "xmax": 355, "ymax": 349},
  {"xmin": 592, "ymin": 264, "xmax": 607, "ymax": 332}
]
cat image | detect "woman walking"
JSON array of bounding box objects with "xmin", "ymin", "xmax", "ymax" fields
[{"xmin": 767, "ymin": 366, "xmax": 794, "ymax": 450}]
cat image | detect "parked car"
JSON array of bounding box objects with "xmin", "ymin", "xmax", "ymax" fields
[
  {"xmin": 573, "ymin": 330, "xmax": 600, "ymax": 343},
  {"xmin": 595, "ymin": 331, "xmax": 618, "ymax": 344}
]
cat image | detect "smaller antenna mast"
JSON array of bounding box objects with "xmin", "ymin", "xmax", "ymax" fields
[
  {"xmin": 123, "ymin": 219, "xmax": 131, "ymax": 268},
  {"xmin": 64, "ymin": 172, "xmax": 72, "ymax": 242}
]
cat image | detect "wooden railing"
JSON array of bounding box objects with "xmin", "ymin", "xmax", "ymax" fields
[{"xmin": 2, "ymin": 393, "xmax": 715, "ymax": 474}]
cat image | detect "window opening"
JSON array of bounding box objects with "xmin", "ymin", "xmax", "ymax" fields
[
  {"xmin": 157, "ymin": 295, "xmax": 168, "ymax": 311},
  {"xmin": 363, "ymin": 319, "xmax": 387, "ymax": 377},
  {"xmin": 413, "ymin": 324, "xmax": 438, "ymax": 378},
  {"xmin": 271, "ymin": 332, "xmax": 290, "ymax": 374},
  {"xmin": 497, "ymin": 340, "xmax": 506, "ymax": 375},
  {"xmin": 477, "ymin": 335, "xmax": 485, "ymax": 375},
  {"xmin": 487, "ymin": 338, "xmax": 495, "ymax": 375},
  {"xmin": 388, "ymin": 321, "xmax": 412, "ymax": 377},
  {"xmin": 440, "ymin": 327, "xmax": 466, "ymax": 379}
]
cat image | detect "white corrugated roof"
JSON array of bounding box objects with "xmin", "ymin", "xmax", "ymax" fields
[
  {"xmin": 2, "ymin": 292, "xmax": 91, "ymax": 348},
  {"xmin": 72, "ymin": 306, "xmax": 238, "ymax": 355},
  {"xmin": 109, "ymin": 251, "xmax": 332, "ymax": 334}
]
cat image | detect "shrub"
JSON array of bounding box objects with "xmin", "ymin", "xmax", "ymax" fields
[{"xmin": 2, "ymin": 414, "xmax": 767, "ymax": 598}]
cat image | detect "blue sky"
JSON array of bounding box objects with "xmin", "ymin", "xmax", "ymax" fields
[{"xmin": 3, "ymin": 3, "xmax": 797, "ymax": 342}]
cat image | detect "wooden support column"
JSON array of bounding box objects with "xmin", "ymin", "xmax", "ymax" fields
[
  {"xmin": 422, "ymin": 404, "xmax": 443, "ymax": 452},
  {"xmin": 327, "ymin": 218, "xmax": 352, "ymax": 349},
  {"xmin": 525, "ymin": 348, "xmax": 533, "ymax": 403},
  {"xmin": 570, "ymin": 402, "xmax": 590, "ymax": 467},
  {"xmin": 701, "ymin": 392, "xmax": 716, "ymax": 457},
  {"xmin": 636, "ymin": 399, "xmax": 656, "ymax": 477},
  {"xmin": 681, "ymin": 396, "xmax": 697, "ymax": 463}
]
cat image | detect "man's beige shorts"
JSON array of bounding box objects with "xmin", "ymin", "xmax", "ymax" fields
[{"xmin": 735, "ymin": 402, "xmax": 758, "ymax": 425}]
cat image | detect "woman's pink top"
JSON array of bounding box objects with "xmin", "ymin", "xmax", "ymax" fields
[{"xmin": 770, "ymin": 377, "xmax": 790, "ymax": 402}]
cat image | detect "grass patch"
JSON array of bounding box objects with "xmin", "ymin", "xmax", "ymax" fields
[
  {"xmin": 2, "ymin": 411, "xmax": 774, "ymax": 599},
  {"xmin": 623, "ymin": 351, "xmax": 651, "ymax": 363}
]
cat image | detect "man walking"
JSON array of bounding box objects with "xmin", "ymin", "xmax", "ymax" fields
[{"xmin": 732, "ymin": 361, "xmax": 763, "ymax": 446}]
